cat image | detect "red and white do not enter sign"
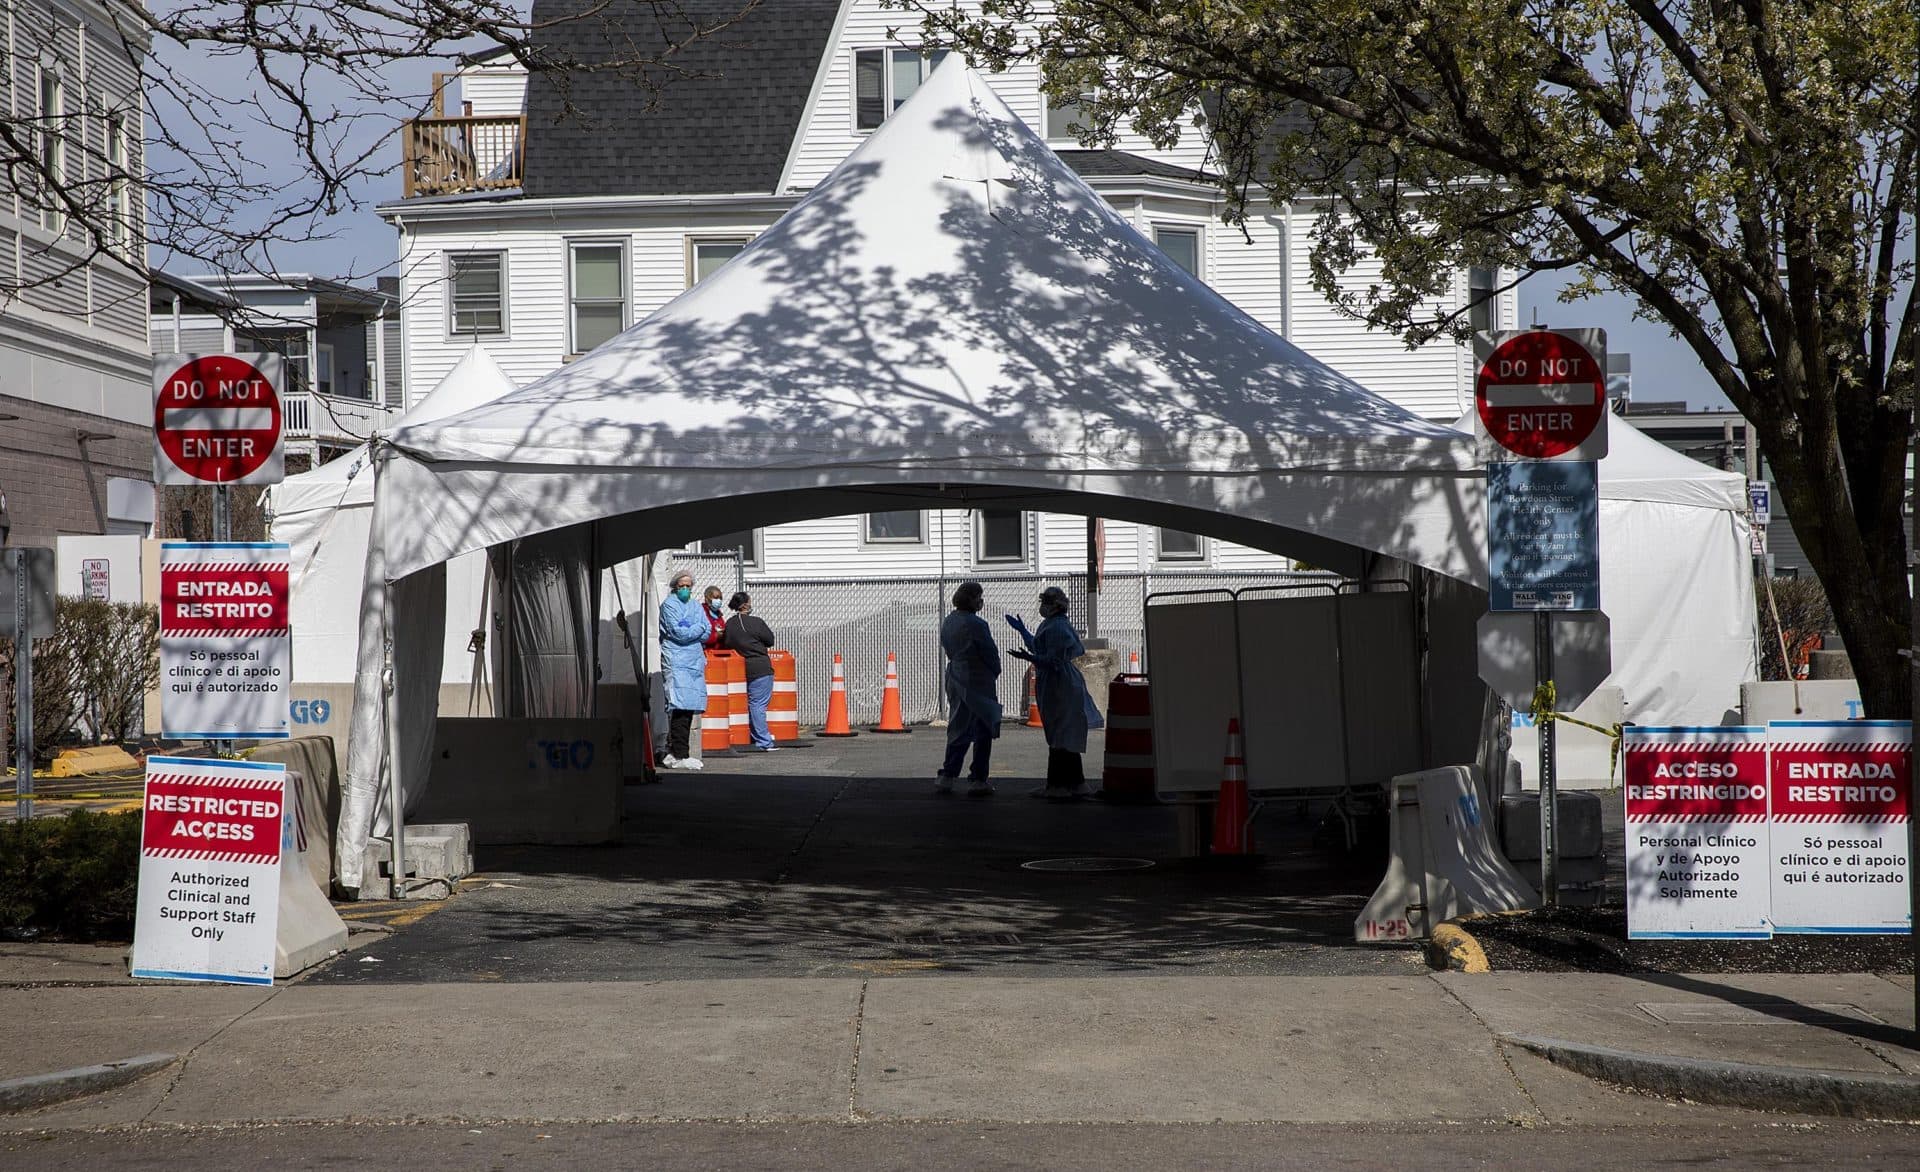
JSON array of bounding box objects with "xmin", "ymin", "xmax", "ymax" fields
[
  {"xmin": 152, "ymin": 354, "xmax": 285, "ymax": 486},
  {"xmin": 1475, "ymin": 329, "xmax": 1608, "ymax": 460}
]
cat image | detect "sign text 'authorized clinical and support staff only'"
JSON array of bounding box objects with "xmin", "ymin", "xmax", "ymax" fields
[
  {"xmin": 1623, "ymin": 723, "xmax": 1912, "ymax": 939},
  {"xmin": 159, "ymin": 543, "xmax": 292, "ymax": 740},
  {"xmin": 130, "ymin": 756, "xmax": 287, "ymax": 985}
]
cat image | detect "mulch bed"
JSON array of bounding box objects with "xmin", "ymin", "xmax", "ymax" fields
[{"xmin": 1461, "ymin": 904, "xmax": 1915, "ymax": 975}]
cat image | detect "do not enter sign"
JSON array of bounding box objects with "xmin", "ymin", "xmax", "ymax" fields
[
  {"xmin": 1474, "ymin": 329, "xmax": 1608, "ymax": 461},
  {"xmin": 152, "ymin": 354, "xmax": 286, "ymax": 486}
]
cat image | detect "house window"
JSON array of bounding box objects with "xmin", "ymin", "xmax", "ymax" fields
[
  {"xmin": 1157, "ymin": 529, "xmax": 1206, "ymax": 562},
  {"xmin": 854, "ymin": 48, "xmax": 949, "ymax": 131},
  {"xmin": 569, "ymin": 241, "xmax": 627, "ymax": 353},
  {"xmin": 1468, "ymin": 266, "xmax": 1498, "ymax": 335},
  {"xmin": 689, "ymin": 238, "xmax": 749, "ymax": 286},
  {"xmin": 38, "ymin": 70, "xmax": 64, "ymax": 233},
  {"xmin": 1153, "ymin": 226, "xmax": 1200, "ymax": 277},
  {"xmin": 865, "ymin": 511, "xmax": 923, "ymax": 544},
  {"xmin": 106, "ymin": 111, "xmax": 131, "ymax": 249},
  {"xmin": 1042, "ymin": 89, "xmax": 1096, "ymax": 142},
  {"xmin": 975, "ymin": 508, "xmax": 1026, "ymax": 564},
  {"xmin": 700, "ymin": 529, "xmax": 759, "ymax": 567},
  {"xmin": 315, "ymin": 342, "xmax": 336, "ymax": 396},
  {"xmin": 448, "ymin": 252, "xmax": 507, "ymax": 336}
]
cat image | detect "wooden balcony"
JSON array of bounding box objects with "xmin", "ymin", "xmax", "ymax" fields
[{"xmin": 403, "ymin": 115, "xmax": 525, "ymax": 198}]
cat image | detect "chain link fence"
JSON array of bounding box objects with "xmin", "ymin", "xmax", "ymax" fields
[{"xmin": 732, "ymin": 570, "xmax": 1338, "ymax": 726}]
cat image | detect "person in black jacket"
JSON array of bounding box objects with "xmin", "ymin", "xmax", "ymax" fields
[{"xmin": 722, "ymin": 591, "xmax": 780, "ymax": 752}]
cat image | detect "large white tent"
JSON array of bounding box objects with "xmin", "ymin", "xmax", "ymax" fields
[
  {"xmin": 269, "ymin": 346, "xmax": 517, "ymax": 684},
  {"xmin": 336, "ymin": 62, "xmax": 1498, "ymax": 887}
]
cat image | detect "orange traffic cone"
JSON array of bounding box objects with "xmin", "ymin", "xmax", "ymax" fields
[
  {"xmin": 873, "ymin": 651, "xmax": 910, "ymax": 733},
  {"xmin": 1127, "ymin": 650, "xmax": 1141, "ymax": 675},
  {"xmin": 819, "ymin": 653, "xmax": 857, "ymax": 737},
  {"xmin": 1023, "ymin": 666, "xmax": 1045, "ymax": 728},
  {"xmin": 1211, "ymin": 717, "xmax": 1252, "ymax": 855}
]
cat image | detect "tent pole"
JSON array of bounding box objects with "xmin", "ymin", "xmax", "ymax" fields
[{"xmin": 374, "ymin": 441, "xmax": 408, "ymax": 899}]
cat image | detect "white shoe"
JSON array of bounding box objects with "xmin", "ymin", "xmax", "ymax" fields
[
  {"xmin": 682, "ymin": 757, "xmax": 704, "ymax": 771},
  {"xmin": 965, "ymin": 778, "xmax": 994, "ymax": 798},
  {"xmin": 934, "ymin": 771, "xmax": 955, "ymax": 795},
  {"xmin": 660, "ymin": 754, "xmax": 680, "ymax": 769}
]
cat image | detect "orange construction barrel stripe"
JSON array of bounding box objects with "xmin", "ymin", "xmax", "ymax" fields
[
  {"xmin": 702, "ymin": 650, "xmax": 738, "ymax": 755},
  {"xmin": 768, "ymin": 650, "xmax": 799, "ymax": 742},
  {"xmin": 1099, "ymin": 673, "xmax": 1155, "ymax": 800},
  {"xmin": 727, "ymin": 651, "xmax": 750, "ymax": 747}
]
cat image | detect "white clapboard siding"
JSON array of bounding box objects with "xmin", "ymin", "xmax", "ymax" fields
[
  {"xmin": 458, "ymin": 65, "xmax": 527, "ymax": 117},
  {"xmin": 1286, "ymin": 209, "xmax": 1469, "ymax": 422},
  {"xmin": 785, "ymin": 0, "xmax": 1209, "ymax": 192}
]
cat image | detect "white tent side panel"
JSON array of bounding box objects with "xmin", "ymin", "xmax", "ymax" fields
[{"xmin": 1599, "ymin": 500, "xmax": 1756, "ymax": 726}]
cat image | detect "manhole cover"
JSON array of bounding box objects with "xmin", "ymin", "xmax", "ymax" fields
[{"xmin": 1021, "ymin": 857, "xmax": 1156, "ymax": 873}]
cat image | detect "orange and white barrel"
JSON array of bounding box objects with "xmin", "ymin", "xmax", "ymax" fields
[
  {"xmin": 1100, "ymin": 673, "xmax": 1155, "ymax": 801},
  {"xmin": 702, "ymin": 650, "xmax": 737, "ymax": 755},
  {"xmin": 768, "ymin": 650, "xmax": 799, "ymax": 742}
]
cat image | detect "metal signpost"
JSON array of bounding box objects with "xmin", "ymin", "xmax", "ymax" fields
[
  {"xmin": 1475, "ymin": 327, "xmax": 1609, "ymax": 905},
  {"xmin": 3, "ymin": 547, "xmax": 56, "ymax": 820}
]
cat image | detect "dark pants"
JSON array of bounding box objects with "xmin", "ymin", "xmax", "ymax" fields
[
  {"xmin": 667, "ymin": 709, "xmax": 696, "ymax": 759},
  {"xmin": 1047, "ymin": 748, "xmax": 1084, "ymax": 788},
  {"xmin": 941, "ymin": 716, "xmax": 994, "ymax": 780}
]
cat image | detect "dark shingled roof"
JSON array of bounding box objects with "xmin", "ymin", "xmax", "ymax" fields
[
  {"xmin": 1056, "ymin": 149, "xmax": 1217, "ymax": 185},
  {"xmin": 523, "ymin": 0, "xmax": 840, "ymax": 198}
]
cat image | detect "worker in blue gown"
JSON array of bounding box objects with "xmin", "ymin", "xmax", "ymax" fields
[
  {"xmin": 937, "ymin": 580, "xmax": 1002, "ymax": 797},
  {"xmin": 1007, "ymin": 585, "xmax": 1097, "ymax": 799},
  {"xmin": 657, "ymin": 569, "xmax": 709, "ymax": 770}
]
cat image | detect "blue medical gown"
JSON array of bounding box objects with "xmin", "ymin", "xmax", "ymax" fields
[
  {"xmin": 1021, "ymin": 613, "xmax": 1092, "ymax": 753},
  {"xmin": 659, "ymin": 593, "xmax": 709, "ymax": 712},
  {"xmin": 940, "ymin": 609, "xmax": 1003, "ymax": 742}
]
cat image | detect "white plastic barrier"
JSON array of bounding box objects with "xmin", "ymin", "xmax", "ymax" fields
[
  {"xmin": 1356, "ymin": 765, "xmax": 1540, "ymax": 943},
  {"xmin": 275, "ymin": 769, "xmax": 349, "ymax": 978}
]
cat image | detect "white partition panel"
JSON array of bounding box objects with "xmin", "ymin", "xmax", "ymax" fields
[
  {"xmin": 1146, "ymin": 596, "xmax": 1243, "ymax": 795},
  {"xmin": 1337, "ymin": 591, "xmax": 1424, "ymax": 790},
  {"xmin": 1236, "ymin": 594, "xmax": 1345, "ymax": 793}
]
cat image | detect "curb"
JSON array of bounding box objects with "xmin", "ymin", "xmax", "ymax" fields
[
  {"xmin": 1503, "ymin": 1034, "xmax": 1920, "ymax": 1120},
  {"xmin": 1425, "ymin": 921, "xmax": 1490, "ymax": 973},
  {"xmin": 0, "ymin": 1053, "xmax": 176, "ymax": 1115}
]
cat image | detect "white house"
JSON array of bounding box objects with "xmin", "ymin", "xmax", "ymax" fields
[
  {"xmin": 0, "ymin": 0, "xmax": 155, "ymax": 545},
  {"xmin": 380, "ymin": 0, "xmax": 1516, "ymax": 579}
]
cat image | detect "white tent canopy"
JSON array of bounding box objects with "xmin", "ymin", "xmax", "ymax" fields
[
  {"xmin": 337, "ymin": 62, "xmax": 1493, "ymax": 887},
  {"xmin": 270, "ymin": 346, "xmax": 517, "ymax": 683}
]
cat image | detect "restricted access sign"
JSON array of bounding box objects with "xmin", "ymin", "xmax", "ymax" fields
[
  {"xmin": 1623, "ymin": 726, "xmax": 1772, "ymax": 939},
  {"xmin": 152, "ymin": 353, "xmax": 285, "ymax": 486},
  {"xmin": 1475, "ymin": 329, "xmax": 1608, "ymax": 461},
  {"xmin": 1768, "ymin": 720, "xmax": 1911, "ymax": 934},
  {"xmin": 131, "ymin": 756, "xmax": 286, "ymax": 985},
  {"xmin": 159, "ymin": 543, "xmax": 292, "ymax": 740}
]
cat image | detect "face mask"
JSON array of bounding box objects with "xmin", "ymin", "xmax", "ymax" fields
[{"xmin": 676, "ymin": 587, "xmax": 692, "ymax": 601}]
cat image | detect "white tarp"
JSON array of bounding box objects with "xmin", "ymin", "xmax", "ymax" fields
[
  {"xmin": 269, "ymin": 347, "xmax": 516, "ymax": 683},
  {"xmin": 334, "ymin": 62, "xmax": 1488, "ymax": 888},
  {"xmin": 1459, "ymin": 409, "xmax": 1757, "ymax": 726}
]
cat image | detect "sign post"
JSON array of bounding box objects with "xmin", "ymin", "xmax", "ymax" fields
[
  {"xmin": 1476, "ymin": 327, "xmax": 1608, "ymax": 906},
  {"xmin": 3, "ymin": 547, "xmax": 55, "ymax": 820},
  {"xmin": 130, "ymin": 755, "xmax": 286, "ymax": 985}
]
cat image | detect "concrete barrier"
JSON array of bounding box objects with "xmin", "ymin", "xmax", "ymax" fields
[
  {"xmin": 1357, "ymin": 765, "xmax": 1539, "ymax": 943},
  {"xmin": 411, "ymin": 717, "xmax": 623, "ymax": 846},
  {"xmin": 286, "ymin": 683, "xmax": 493, "ymax": 773},
  {"xmin": 1741, "ymin": 679, "xmax": 1865, "ymax": 723},
  {"xmin": 270, "ymin": 767, "xmax": 349, "ymax": 978},
  {"xmin": 595, "ymin": 683, "xmax": 648, "ymax": 780}
]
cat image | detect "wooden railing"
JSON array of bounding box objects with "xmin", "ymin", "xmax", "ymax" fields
[{"xmin": 403, "ymin": 115, "xmax": 525, "ymax": 198}]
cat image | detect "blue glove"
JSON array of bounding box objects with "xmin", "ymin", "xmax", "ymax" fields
[{"xmin": 1004, "ymin": 613, "xmax": 1029, "ymax": 635}]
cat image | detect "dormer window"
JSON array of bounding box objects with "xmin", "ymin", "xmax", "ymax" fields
[{"xmin": 854, "ymin": 48, "xmax": 949, "ymax": 131}]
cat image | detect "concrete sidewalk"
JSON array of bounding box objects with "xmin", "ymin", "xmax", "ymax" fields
[{"xmin": 1, "ymin": 956, "xmax": 1913, "ymax": 1130}]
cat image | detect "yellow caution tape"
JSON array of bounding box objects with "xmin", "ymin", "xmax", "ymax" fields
[{"xmin": 1527, "ymin": 679, "xmax": 1625, "ymax": 785}]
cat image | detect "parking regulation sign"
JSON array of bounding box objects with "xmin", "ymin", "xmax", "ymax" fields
[
  {"xmin": 152, "ymin": 353, "xmax": 285, "ymax": 486},
  {"xmin": 1475, "ymin": 329, "xmax": 1608, "ymax": 461}
]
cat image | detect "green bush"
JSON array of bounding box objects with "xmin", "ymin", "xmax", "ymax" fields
[
  {"xmin": 2, "ymin": 598, "xmax": 160, "ymax": 761},
  {"xmin": 0, "ymin": 810, "xmax": 142, "ymax": 941}
]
